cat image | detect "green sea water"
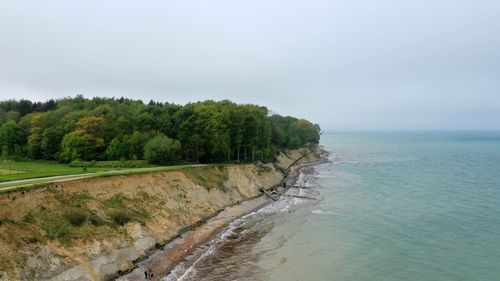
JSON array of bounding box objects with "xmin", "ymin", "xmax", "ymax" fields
[{"xmin": 164, "ymin": 132, "xmax": 500, "ymax": 281}]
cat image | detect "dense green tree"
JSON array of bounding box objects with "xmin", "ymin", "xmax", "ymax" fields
[
  {"xmin": 269, "ymin": 115, "xmax": 320, "ymax": 149},
  {"xmin": 59, "ymin": 131, "xmax": 105, "ymax": 162},
  {"xmin": 0, "ymin": 96, "xmax": 320, "ymax": 163},
  {"xmin": 293, "ymin": 119, "xmax": 321, "ymax": 145},
  {"xmin": 106, "ymin": 138, "xmax": 128, "ymax": 160},
  {"xmin": 175, "ymin": 104, "xmax": 204, "ymax": 161},
  {"xmin": 16, "ymin": 99, "xmax": 34, "ymax": 116},
  {"xmin": 143, "ymin": 134, "xmax": 181, "ymax": 164},
  {"xmin": 126, "ymin": 131, "xmax": 150, "ymax": 160},
  {"xmin": 0, "ymin": 120, "xmax": 25, "ymax": 158},
  {"xmin": 28, "ymin": 113, "xmax": 44, "ymax": 159},
  {"xmin": 59, "ymin": 116, "xmax": 105, "ymax": 162},
  {"xmin": 41, "ymin": 127, "xmax": 63, "ymax": 160}
]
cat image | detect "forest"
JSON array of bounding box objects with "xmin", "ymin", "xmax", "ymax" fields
[{"xmin": 0, "ymin": 96, "xmax": 321, "ymax": 164}]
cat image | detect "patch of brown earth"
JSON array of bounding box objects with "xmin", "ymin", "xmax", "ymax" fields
[{"xmin": 0, "ymin": 147, "xmax": 322, "ymax": 280}]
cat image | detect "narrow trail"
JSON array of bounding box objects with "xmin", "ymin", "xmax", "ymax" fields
[{"xmin": 0, "ymin": 164, "xmax": 206, "ymax": 192}]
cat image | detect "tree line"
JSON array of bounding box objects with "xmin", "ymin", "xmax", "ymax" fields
[{"xmin": 0, "ymin": 96, "xmax": 321, "ymax": 164}]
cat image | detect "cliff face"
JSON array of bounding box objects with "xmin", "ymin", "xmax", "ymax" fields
[{"xmin": 0, "ymin": 147, "xmax": 321, "ymax": 281}]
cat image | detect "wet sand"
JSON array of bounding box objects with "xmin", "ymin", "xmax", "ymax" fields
[
  {"xmin": 116, "ymin": 196, "xmax": 271, "ymax": 281},
  {"xmin": 116, "ymin": 155, "xmax": 329, "ymax": 281}
]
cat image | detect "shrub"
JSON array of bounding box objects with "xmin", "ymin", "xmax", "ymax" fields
[
  {"xmin": 107, "ymin": 207, "xmax": 148, "ymax": 226},
  {"xmin": 46, "ymin": 219, "xmax": 72, "ymax": 239},
  {"xmin": 68, "ymin": 160, "xmax": 149, "ymax": 168},
  {"xmin": 143, "ymin": 134, "xmax": 181, "ymax": 164},
  {"xmin": 65, "ymin": 209, "xmax": 88, "ymax": 226},
  {"xmin": 68, "ymin": 159, "xmax": 93, "ymax": 167},
  {"xmin": 110, "ymin": 210, "xmax": 132, "ymax": 226},
  {"xmin": 103, "ymin": 193, "xmax": 128, "ymax": 209},
  {"xmin": 25, "ymin": 234, "xmax": 41, "ymax": 244},
  {"xmin": 23, "ymin": 211, "xmax": 36, "ymax": 223}
]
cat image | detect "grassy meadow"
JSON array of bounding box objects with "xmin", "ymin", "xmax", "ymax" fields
[{"xmin": 0, "ymin": 161, "xmax": 106, "ymax": 182}]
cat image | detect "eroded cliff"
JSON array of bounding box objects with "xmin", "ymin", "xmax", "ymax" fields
[{"xmin": 0, "ymin": 147, "xmax": 321, "ymax": 281}]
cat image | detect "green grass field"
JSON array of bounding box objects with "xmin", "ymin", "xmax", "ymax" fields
[
  {"xmin": 0, "ymin": 161, "xmax": 226, "ymax": 193},
  {"xmin": 0, "ymin": 161, "xmax": 107, "ymax": 182}
]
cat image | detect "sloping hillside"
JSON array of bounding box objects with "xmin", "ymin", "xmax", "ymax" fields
[{"xmin": 0, "ymin": 147, "xmax": 321, "ymax": 281}]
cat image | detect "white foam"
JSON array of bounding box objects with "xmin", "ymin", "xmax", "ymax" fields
[
  {"xmin": 164, "ymin": 166, "xmax": 320, "ymax": 280},
  {"xmin": 163, "ymin": 209, "xmax": 265, "ymax": 281},
  {"xmin": 311, "ymin": 209, "xmax": 332, "ymax": 215}
]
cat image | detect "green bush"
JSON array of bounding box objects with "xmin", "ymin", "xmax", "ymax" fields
[
  {"xmin": 68, "ymin": 160, "xmax": 93, "ymax": 167},
  {"xmin": 107, "ymin": 207, "xmax": 148, "ymax": 226},
  {"xmin": 46, "ymin": 219, "xmax": 72, "ymax": 239},
  {"xmin": 61, "ymin": 208, "xmax": 104, "ymax": 229},
  {"xmin": 110, "ymin": 210, "xmax": 132, "ymax": 226},
  {"xmin": 23, "ymin": 211, "xmax": 36, "ymax": 223},
  {"xmin": 65, "ymin": 209, "xmax": 88, "ymax": 226},
  {"xmin": 144, "ymin": 134, "xmax": 181, "ymax": 164},
  {"xmin": 24, "ymin": 234, "xmax": 41, "ymax": 244},
  {"xmin": 66, "ymin": 208, "xmax": 90, "ymax": 226},
  {"xmin": 68, "ymin": 160, "xmax": 149, "ymax": 168},
  {"xmin": 103, "ymin": 193, "xmax": 128, "ymax": 209}
]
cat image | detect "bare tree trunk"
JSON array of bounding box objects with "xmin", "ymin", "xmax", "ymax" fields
[
  {"xmin": 237, "ymin": 146, "xmax": 240, "ymax": 163},
  {"xmin": 252, "ymin": 147, "xmax": 255, "ymax": 162}
]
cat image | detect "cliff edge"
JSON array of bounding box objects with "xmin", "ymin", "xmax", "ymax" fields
[{"xmin": 0, "ymin": 147, "xmax": 322, "ymax": 281}]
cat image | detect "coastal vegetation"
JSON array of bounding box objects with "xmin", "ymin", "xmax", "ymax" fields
[
  {"xmin": 0, "ymin": 144, "xmax": 320, "ymax": 279},
  {"xmin": 0, "ymin": 161, "xmax": 106, "ymax": 182},
  {"xmin": 0, "ymin": 96, "xmax": 320, "ymax": 166}
]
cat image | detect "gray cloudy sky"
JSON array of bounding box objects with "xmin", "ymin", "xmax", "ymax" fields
[{"xmin": 1, "ymin": 0, "xmax": 499, "ymax": 130}]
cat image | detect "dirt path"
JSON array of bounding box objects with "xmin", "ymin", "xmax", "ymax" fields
[{"xmin": 0, "ymin": 164, "xmax": 206, "ymax": 192}]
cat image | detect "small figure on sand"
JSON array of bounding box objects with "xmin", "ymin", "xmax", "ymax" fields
[
  {"xmin": 148, "ymin": 268, "xmax": 154, "ymax": 279},
  {"xmin": 144, "ymin": 268, "xmax": 153, "ymax": 279}
]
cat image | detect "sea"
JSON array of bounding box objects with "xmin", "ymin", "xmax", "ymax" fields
[{"xmin": 162, "ymin": 131, "xmax": 500, "ymax": 281}]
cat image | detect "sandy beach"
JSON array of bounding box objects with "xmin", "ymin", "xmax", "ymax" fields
[{"xmin": 116, "ymin": 154, "xmax": 329, "ymax": 281}]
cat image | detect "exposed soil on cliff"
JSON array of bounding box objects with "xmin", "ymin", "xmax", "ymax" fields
[{"xmin": 0, "ymin": 147, "xmax": 321, "ymax": 281}]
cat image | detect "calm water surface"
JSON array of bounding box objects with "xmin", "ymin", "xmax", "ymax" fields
[{"xmin": 164, "ymin": 132, "xmax": 500, "ymax": 281}]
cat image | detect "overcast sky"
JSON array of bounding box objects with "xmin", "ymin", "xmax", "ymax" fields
[{"xmin": 1, "ymin": 0, "xmax": 499, "ymax": 130}]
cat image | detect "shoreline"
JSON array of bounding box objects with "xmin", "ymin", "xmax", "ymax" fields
[{"xmin": 116, "ymin": 152, "xmax": 330, "ymax": 281}]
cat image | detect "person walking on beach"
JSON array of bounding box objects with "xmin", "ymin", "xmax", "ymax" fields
[
  {"xmin": 148, "ymin": 268, "xmax": 154, "ymax": 279},
  {"xmin": 144, "ymin": 269, "xmax": 148, "ymax": 279}
]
